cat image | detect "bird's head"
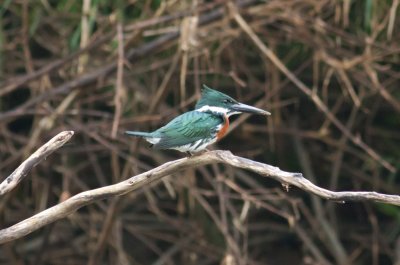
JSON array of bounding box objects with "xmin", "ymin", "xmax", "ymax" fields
[{"xmin": 195, "ymin": 85, "xmax": 271, "ymax": 117}]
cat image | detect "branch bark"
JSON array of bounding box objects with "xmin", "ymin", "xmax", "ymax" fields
[
  {"xmin": 0, "ymin": 143, "xmax": 399, "ymax": 244},
  {"xmin": 0, "ymin": 131, "xmax": 74, "ymax": 196}
]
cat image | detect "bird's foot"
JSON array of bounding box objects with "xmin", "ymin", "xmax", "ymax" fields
[{"xmin": 187, "ymin": 149, "xmax": 210, "ymax": 157}]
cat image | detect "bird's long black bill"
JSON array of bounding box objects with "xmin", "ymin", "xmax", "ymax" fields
[{"xmin": 231, "ymin": 103, "xmax": 271, "ymax": 115}]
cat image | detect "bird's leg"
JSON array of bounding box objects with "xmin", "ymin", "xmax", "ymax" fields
[{"xmin": 186, "ymin": 151, "xmax": 193, "ymax": 157}]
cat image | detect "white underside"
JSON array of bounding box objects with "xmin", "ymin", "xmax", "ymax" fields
[
  {"xmin": 171, "ymin": 138, "xmax": 218, "ymax": 153},
  {"xmin": 143, "ymin": 137, "xmax": 217, "ymax": 153}
]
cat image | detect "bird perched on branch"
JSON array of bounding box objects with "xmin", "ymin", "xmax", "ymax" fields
[{"xmin": 125, "ymin": 85, "xmax": 270, "ymax": 154}]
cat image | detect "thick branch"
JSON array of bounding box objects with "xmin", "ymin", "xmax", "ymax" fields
[
  {"xmin": 0, "ymin": 131, "xmax": 74, "ymax": 196},
  {"xmin": 0, "ymin": 149, "xmax": 399, "ymax": 244}
]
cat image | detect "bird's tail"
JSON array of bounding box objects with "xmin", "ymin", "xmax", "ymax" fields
[{"xmin": 125, "ymin": 131, "xmax": 154, "ymax": 138}]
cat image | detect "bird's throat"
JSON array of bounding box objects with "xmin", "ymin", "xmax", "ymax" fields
[{"xmin": 216, "ymin": 115, "xmax": 229, "ymax": 140}]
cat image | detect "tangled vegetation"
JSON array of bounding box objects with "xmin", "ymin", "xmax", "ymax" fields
[{"xmin": 0, "ymin": 0, "xmax": 399, "ymax": 264}]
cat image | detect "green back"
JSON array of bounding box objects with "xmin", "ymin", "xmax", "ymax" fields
[{"xmin": 153, "ymin": 110, "xmax": 223, "ymax": 149}]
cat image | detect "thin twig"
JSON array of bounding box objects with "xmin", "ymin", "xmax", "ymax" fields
[
  {"xmin": 111, "ymin": 22, "xmax": 125, "ymax": 139},
  {"xmin": 228, "ymin": 2, "xmax": 396, "ymax": 173}
]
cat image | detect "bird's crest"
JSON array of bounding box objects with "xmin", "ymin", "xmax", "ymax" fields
[{"xmin": 195, "ymin": 85, "xmax": 237, "ymax": 111}]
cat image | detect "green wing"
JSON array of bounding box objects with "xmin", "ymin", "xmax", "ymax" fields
[{"xmin": 153, "ymin": 111, "xmax": 222, "ymax": 149}]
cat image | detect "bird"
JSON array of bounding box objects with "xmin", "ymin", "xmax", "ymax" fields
[{"xmin": 125, "ymin": 85, "xmax": 271, "ymax": 154}]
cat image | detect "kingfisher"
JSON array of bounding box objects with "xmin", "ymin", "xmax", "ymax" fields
[{"xmin": 125, "ymin": 85, "xmax": 270, "ymax": 154}]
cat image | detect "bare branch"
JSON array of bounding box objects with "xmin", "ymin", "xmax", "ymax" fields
[
  {"xmin": 0, "ymin": 149, "xmax": 399, "ymax": 244},
  {"xmin": 0, "ymin": 131, "xmax": 74, "ymax": 196}
]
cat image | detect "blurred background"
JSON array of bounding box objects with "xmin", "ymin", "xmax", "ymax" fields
[{"xmin": 0, "ymin": 0, "xmax": 399, "ymax": 264}]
